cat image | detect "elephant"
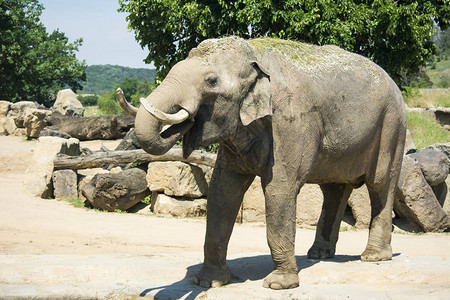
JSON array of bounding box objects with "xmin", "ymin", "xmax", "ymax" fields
[{"xmin": 116, "ymin": 37, "xmax": 406, "ymax": 290}]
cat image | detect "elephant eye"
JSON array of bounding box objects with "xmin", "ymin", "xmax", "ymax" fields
[{"xmin": 205, "ymin": 76, "xmax": 218, "ymax": 87}]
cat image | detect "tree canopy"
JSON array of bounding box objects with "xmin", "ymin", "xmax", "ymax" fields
[
  {"xmin": 119, "ymin": 0, "xmax": 450, "ymax": 85},
  {"xmin": 0, "ymin": 0, "xmax": 86, "ymax": 106}
]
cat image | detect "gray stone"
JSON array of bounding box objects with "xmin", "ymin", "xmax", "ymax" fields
[
  {"xmin": 52, "ymin": 89, "xmax": 84, "ymax": 117},
  {"xmin": 153, "ymin": 193, "xmax": 207, "ymax": 218},
  {"xmin": 3, "ymin": 116, "xmax": 17, "ymax": 135},
  {"xmin": 39, "ymin": 128, "xmax": 72, "ymax": 139},
  {"xmin": 240, "ymin": 178, "xmax": 324, "ymax": 227},
  {"xmin": 395, "ymin": 155, "xmax": 450, "ymax": 232},
  {"xmin": 409, "ymin": 148, "xmax": 449, "ymax": 186},
  {"xmin": 146, "ymin": 161, "xmax": 209, "ymax": 198},
  {"xmin": 423, "ymin": 143, "xmax": 450, "ymax": 169},
  {"xmin": 0, "ymin": 100, "xmax": 11, "ymax": 117},
  {"xmin": 404, "ymin": 129, "xmax": 416, "ymax": 153},
  {"xmin": 77, "ymin": 168, "xmax": 110, "ymax": 200},
  {"xmin": 7, "ymin": 101, "xmax": 37, "ymax": 128},
  {"xmin": 23, "ymin": 108, "xmax": 52, "ymax": 138},
  {"xmin": 81, "ymin": 168, "xmax": 150, "ymax": 212},
  {"xmin": 347, "ymin": 185, "xmax": 371, "ymax": 228},
  {"xmin": 114, "ymin": 128, "xmax": 140, "ymax": 151},
  {"xmin": 52, "ymin": 169, "xmax": 78, "ymax": 199},
  {"xmin": 22, "ymin": 137, "xmax": 81, "ymax": 198}
]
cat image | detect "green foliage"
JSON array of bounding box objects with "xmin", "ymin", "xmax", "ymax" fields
[
  {"xmin": 97, "ymin": 91, "xmax": 122, "ymax": 115},
  {"xmin": 119, "ymin": 0, "xmax": 449, "ymax": 85},
  {"xmin": 407, "ymin": 111, "xmax": 450, "ymax": 149},
  {"xmin": 77, "ymin": 94, "xmax": 98, "ymax": 106},
  {"xmin": 0, "ymin": 0, "xmax": 86, "ymax": 106},
  {"xmin": 97, "ymin": 77, "xmax": 155, "ymax": 115},
  {"xmin": 82, "ymin": 65, "xmax": 156, "ymax": 95},
  {"xmin": 141, "ymin": 194, "xmax": 152, "ymax": 205}
]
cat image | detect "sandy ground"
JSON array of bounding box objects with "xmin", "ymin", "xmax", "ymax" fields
[{"xmin": 0, "ymin": 135, "xmax": 449, "ymax": 299}]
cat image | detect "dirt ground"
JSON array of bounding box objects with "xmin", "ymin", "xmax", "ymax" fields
[{"xmin": 0, "ymin": 135, "xmax": 449, "ymax": 299}]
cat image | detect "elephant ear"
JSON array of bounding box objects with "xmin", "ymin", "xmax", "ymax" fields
[{"xmin": 240, "ymin": 62, "xmax": 272, "ymax": 126}]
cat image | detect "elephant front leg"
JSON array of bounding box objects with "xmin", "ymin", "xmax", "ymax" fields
[
  {"xmin": 262, "ymin": 183, "xmax": 300, "ymax": 290},
  {"xmin": 195, "ymin": 162, "xmax": 255, "ymax": 288}
]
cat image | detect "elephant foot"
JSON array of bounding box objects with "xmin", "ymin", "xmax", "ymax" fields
[
  {"xmin": 262, "ymin": 270, "xmax": 299, "ymax": 290},
  {"xmin": 361, "ymin": 245, "xmax": 392, "ymax": 262},
  {"xmin": 307, "ymin": 244, "xmax": 335, "ymax": 259},
  {"xmin": 194, "ymin": 262, "xmax": 230, "ymax": 288}
]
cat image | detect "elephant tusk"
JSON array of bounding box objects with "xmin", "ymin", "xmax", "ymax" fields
[
  {"xmin": 139, "ymin": 97, "xmax": 190, "ymax": 125},
  {"xmin": 116, "ymin": 88, "xmax": 138, "ymax": 117}
]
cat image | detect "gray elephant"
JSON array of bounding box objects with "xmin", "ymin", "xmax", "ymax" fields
[{"xmin": 117, "ymin": 37, "xmax": 406, "ymax": 290}]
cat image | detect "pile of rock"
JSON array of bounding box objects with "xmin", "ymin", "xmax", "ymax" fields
[
  {"xmin": 1, "ymin": 89, "xmax": 134, "ymax": 140},
  {"xmin": 21, "ymin": 132, "xmax": 450, "ymax": 232}
]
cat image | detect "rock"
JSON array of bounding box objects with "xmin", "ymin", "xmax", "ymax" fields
[
  {"xmin": 46, "ymin": 113, "xmax": 134, "ymax": 140},
  {"xmin": 52, "ymin": 89, "xmax": 84, "ymax": 117},
  {"xmin": 347, "ymin": 185, "xmax": 371, "ymax": 228},
  {"xmin": 409, "ymin": 149, "xmax": 449, "ymax": 186},
  {"xmin": 0, "ymin": 100, "xmax": 11, "ymax": 116},
  {"xmin": 423, "ymin": 143, "xmax": 450, "ymax": 169},
  {"xmin": 2, "ymin": 116, "xmax": 17, "ymax": 135},
  {"xmin": 395, "ymin": 155, "xmax": 450, "ymax": 232},
  {"xmin": 114, "ymin": 128, "xmax": 140, "ymax": 151},
  {"xmin": 52, "ymin": 169, "xmax": 78, "ymax": 199},
  {"xmin": 81, "ymin": 168, "xmax": 150, "ymax": 212},
  {"xmin": 146, "ymin": 161, "xmax": 209, "ymax": 198},
  {"xmin": 22, "ymin": 137, "xmax": 81, "ymax": 198},
  {"xmin": 77, "ymin": 168, "xmax": 110, "ymax": 200},
  {"xmin": 241, "ymin": 178, "xmax": 324, "ymax": 226},
  {"xmin": 7, "ymin": 101, "xmax": 38, "ymax": 128},
  {"xmin": 153, "ymin": 193, "xmax": 207, "ymax": 218},
  {"xmin": 404, "ymin": 129, "xmax": 416, "ymax": 153},
  {"xmin": 23, "ymin": 108, "xmax": 52, "ymax": 138},
  {"xmin": 39, "ymin": 128, "xmax": 72, "ymax": 139}
]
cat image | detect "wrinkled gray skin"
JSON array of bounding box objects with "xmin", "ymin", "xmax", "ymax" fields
[{"xmin": 129, "ymin": 37, "xmax": 406, "ymax": 290}]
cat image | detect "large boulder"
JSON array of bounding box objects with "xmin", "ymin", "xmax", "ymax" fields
[
  {"xmin": 22, "ymin": 137, "xmax": 81, "ymax": 198},
  {"xmin": 45, "ymin": 113, "xmax": 134, "ymax": 140},
  {"xmin": 409, "ymin": 149, "xmax": 449, "ymax": 186},
  {"xmin": 241, "ymin": 178, "xmax": 324, "ymax": 226},
  {"xmin": 347, "ymin": 185, "xmax": 371, "ymax": 228},
  {"xmin": 52, "ymin": 169, "xmax": 78, "ymax": 199},
  {"xmin": 7, "ymin": 101, "xmax": 38, "ymax": 128},
  {"xmin": 52, "ymin": 89, "xmax": 84, "ymax": 117},
  {"xmin": 0, "ymin": 100, "xmax": 10, "ymax": 117},
  {"xmin": 146, "ymin": 161, "xmax": 209, "ymax": 198},
  {"xmin": 395, "ymin": 155, "xmax": 450, "ymax": 232},
  {"xmin": 153, "ymin": 193, "xmax": 207, "ymax": 218},
  {"xmin": 23, "ymin": 108, "xmax": 52, "ymax": 138},
  {"xmin": 81, "ymin": 168, "xmax": 150, "ymax": 212}
]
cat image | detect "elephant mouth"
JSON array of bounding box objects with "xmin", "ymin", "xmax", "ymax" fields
[{"xmin": 160, "ymin": 119, "xmax": 195, "ymax": 143}]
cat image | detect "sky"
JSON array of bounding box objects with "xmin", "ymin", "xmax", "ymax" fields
[{"xmin": 39, "ymin": 0, "xmax": 153, "ymax": 69}]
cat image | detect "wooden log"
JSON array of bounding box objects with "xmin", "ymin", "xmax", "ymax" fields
[{"xmin": 53, "ymin": 147, "xmax": 217, "ymax": 170}]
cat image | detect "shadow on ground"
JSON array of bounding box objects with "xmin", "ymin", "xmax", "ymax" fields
[{"xmin": 139, "ymin": 254, "xmax": 363, "ymax": 299}]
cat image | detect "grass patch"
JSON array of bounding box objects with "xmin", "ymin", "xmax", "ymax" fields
[
  {"xmin": 59, "ymin": 198, "xmax": 87, "ymax": 208},
  {"xmin": 407, "ymin": 111, "xmax": 450, "ymax": 149},
  {"xmin": 426, "ymin": 58, "xmax": 450, "ymax": 88},
  {"xmin": 404, "ymin": 88, "xmax": 450, "ymax": 108},
  {"xmin": 83, "ymin": 105, "xmax": 104, "ymax": 117}
]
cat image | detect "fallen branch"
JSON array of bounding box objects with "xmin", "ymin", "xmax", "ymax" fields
[{"xmin": 54, "ymin": 147, "xmax": 217, "ymax": 170}]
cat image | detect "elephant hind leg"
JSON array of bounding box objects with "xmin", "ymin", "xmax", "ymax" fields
[
  {"xmin": 362, "ymin": 110, "xmax": 406, "ymax": 262},
  {"xmin": 308, "ymin": 183, "xmax": 353, "ymax": 259}
]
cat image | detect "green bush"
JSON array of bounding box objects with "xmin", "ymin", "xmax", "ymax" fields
[
  {"xmin": 77, "ymin": 95, "xmax": 98, "ymax": 106},
  {"xmin": 97, "ymin": 92, "xmax": 122, "ymax": 115}
]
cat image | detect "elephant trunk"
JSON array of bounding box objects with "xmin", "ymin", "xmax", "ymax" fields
[{"xmin": 134, "ymin": 92, "xmax": 194, "ymax": 155}]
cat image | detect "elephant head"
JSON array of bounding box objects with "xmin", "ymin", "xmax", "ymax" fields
[{"xmin": 117, "ymin": 37, "xmax": 272, "ymax": 158}]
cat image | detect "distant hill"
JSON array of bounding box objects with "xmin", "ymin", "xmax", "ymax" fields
[{"xmin": 81, "ymin": 65, "xmax": 157, "ymax": 95}]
